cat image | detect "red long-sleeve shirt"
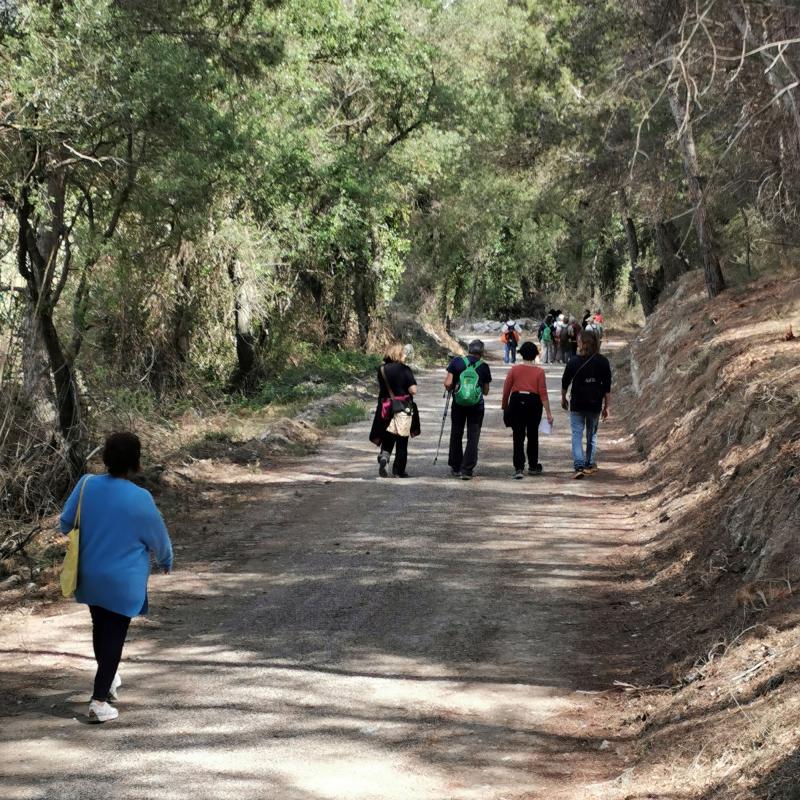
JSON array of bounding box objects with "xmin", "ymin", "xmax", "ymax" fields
[{"xmin": 501, "ymin": 364, "xmax": 549, "ymax": 409}]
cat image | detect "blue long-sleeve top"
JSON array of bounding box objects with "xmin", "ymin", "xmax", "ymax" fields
[{"xmin": 60, "ymin": 473, "xmax": 173, "ymax": 618}]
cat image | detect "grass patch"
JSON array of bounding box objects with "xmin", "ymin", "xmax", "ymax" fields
[
  {"xmin": 203, "ymin": 429, "xmax": 234, "ymax": 443},
  {"xmin": 317, "ymin": 400, "xmax": 369, "ymax": 428},
  {"xmin": 242, "ymin": 349, "xmax": 381, "ymax": 409}
]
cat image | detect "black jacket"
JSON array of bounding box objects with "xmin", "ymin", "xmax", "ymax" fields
[{"xmin": 562, "ymin": 354, "xmax": 612, "ymax": 413}]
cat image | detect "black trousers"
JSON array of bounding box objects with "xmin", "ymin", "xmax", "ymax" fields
[
  {"xmin": 448, "ymin": 403, "xmax": 485, "ymax": 475},
  {"xmin": 381, "ymin": 431, "xmax": 409, "ymax": 474},
  {"xmin": 89, "ymin": 605, "xmax": 131, "ymax": 701},
  {"xmin": 509, "ymin": 393, "xmax": 543, "ymax": 471}
]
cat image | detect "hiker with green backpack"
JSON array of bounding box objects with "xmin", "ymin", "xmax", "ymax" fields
[{"xmin": 444, "ymin": 339, "xmax": 492, "ymax": 480}]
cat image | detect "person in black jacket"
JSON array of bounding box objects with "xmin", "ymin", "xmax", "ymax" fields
[
  {"xmin": 561, "ymin": 329, "xmax": 611, "ymax": 479},
  {"xmin": 369, "ymin": 343, "xmax": 419, "ymax": 478}
]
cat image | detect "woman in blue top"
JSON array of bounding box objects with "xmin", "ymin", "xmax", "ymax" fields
[{"xmin": 60, "ymin": 432, "xmax": 173, "ymax": 723}]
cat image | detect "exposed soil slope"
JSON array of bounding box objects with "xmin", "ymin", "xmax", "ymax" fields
[{"xmin": 601, "ymin": 272, "xmax": 800, "ymax": 800}]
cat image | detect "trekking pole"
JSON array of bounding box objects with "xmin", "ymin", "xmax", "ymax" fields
[{"xmin": 433, "ymin": 390, "xmax": 452, "ymax": 465}]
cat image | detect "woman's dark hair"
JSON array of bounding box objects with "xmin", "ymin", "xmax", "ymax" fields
[
  {"xmin": 519, "ymin": 341, "xmax": 539, "ymax": 361},
  {"xmin": 103, "ymin": 432, "xmax": 142, "ymax": 477},
  {"xmin": 580, "ymin": 329, "xmax": 599, "ymax": 355}
]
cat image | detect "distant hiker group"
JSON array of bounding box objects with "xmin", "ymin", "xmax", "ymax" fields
[
  {"xmin": 370, "ymin": 318, "xmax": 612, "ymax": 481},
  {"xmin": 537, "ymin": 308, "xmax": 603, "ymax": 364}
]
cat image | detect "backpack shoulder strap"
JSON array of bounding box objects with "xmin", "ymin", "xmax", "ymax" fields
[
  {"xmin": 74, "ymin": 475, "xmax": 90, "ymax": 529},
  {"xmin": 462, "ymin": 356, "xmax": 471, "ymax": 369},
  {"xmin": 380, "ymin": 365, "xmax": 396, "ymax": 399},
  {"xmin": 570, "ymin": 354, "xmax": 596, "ymax": 385}
]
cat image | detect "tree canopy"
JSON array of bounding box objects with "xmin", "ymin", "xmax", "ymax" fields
[{"xmin": 2, "ymin": 0, "xmax": 799, "ymax": 497}]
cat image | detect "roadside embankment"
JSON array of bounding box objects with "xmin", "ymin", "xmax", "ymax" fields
[{"xmin": 603, "ymin": 272, "xmax": 800, "ymax": 800}]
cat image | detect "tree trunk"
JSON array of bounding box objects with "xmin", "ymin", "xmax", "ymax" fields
[
  {"xmin": 519, "ymin": 273, "xmax": 535, "ymax": 311},
  {"xmin": 323, "ymin": 274, "xmax": 350, "ymax": 348},
  {"xmin": 20, "ymin": 300, "xmax": 55, "ymax": 425},
  {"xmin": 438, "ymin": 272, "xmax": 450, "ymax": 326},
  {"xmin": 619, "ymin": 191, "xmax": 660, "ymax": 316},
  {"xmin": 740, "ymin": 208, "xmax": 753, "ymax": 277},
  {"xmin": 352, "ymin": 268, "xmax": 373, "ymax": 349},
  {"xmin": 353, "ymin": 275, "xmax": 372, "ymax": 348},
  {"xmin": 667, "ymin": 83, "xmax": 726, "ymax": 298},
  {"xmin": 172, "ymin": 259, "xmax": 192, "ymax": 365},
  {"xmin": 227, "ymin": 257, "xmax": 258, "ymax": 380},
  {"xmin": 467, "ymin": 260, "xmax": 483, "ymax": 321},
  {"xmin": 38, "ymin": 308, "xmax": 84, "ymax": 473},
  {"xmin": 588, "ymin": 243, "xmax": 600, "ymax": 302},
  {"xmin": 653, "ymin": 220, "xmax": 690, "ymax": 284},
  {"xmin": 17, "ymin": 181, "xmax": 86, "ymax": 475}
]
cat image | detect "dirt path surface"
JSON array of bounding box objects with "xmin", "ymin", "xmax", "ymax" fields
[{"xmin": 0, "ymin": 340, "xmax": 645, "ymax": 800}]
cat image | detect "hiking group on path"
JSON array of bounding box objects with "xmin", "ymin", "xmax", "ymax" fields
[
  {"xmin": 370, "ymin": 313, "xmax": 612, "ymax": 482},
  {"xmin": 54, "ymin": 311, "xmax": 611, "ymax": 727},
  {"xmin": 537, "ymin": 308, "xmax": 604, "ymax": 365}
]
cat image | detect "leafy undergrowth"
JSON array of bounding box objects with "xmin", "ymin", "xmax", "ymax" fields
[
  {"xmin": 316, "ymin": 399, "xmax": 370, "ymax": 428},
  {"xmin": 239, "ymin": 349, "xmax": 382, "ymax": 409},
  {"xmin": 601, "ymin": 271, "xmax": 800, "ymax": 800},
  {"xmin": 0, "ymin": 347, "xmax": 383, "ymax": 610}
]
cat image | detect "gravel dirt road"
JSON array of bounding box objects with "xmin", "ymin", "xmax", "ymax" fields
[{"xmin": 0, "ymin": 339, "xmax": 645, "ymax": 800}]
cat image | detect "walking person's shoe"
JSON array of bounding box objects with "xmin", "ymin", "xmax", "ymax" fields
[
  {"xmin": 88, "ymin": 699, "xmax": 119, "ymax": 723},
  {"xmin": 378, "ymin": 452, "xmax": 389, "ymax": 478},
  {"xmin": 584, "ymin": 464, "xmax": 598, "ymax": 475},
  {"xmin": 392, "ymin": 471, "xmax": 410, "ymax": 478},
  {"xmin": 450, "ymin": 469, "xmax": 461, "ymax": 478},
  {"xmin": 512, "ymin": 470, "xmax": 524, "ymax": 480},
  {"xmin": 461, "ymin": 471, "xmax": 473, "ymax": 481},
  {"xmin": 573, "ymin": 468, "xmax": 585, "ymax": 480},
  {"xmin": 527, "ymin": 464, "xmax": 543, "ymax": 476},
  {"xmin": 108, "ymin": 672, "xmax": 122, "ymax": 702}
]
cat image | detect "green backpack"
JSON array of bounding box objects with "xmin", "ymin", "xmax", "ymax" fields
[{"xmin": 454, "ymin": 357, "xmax": 484, "ymax": 406}]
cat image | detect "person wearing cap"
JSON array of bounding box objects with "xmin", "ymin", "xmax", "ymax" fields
[
  {"xmin": 500, "ymin": 320, "xmax": 521, "ymax": 364},
  {"xmin": 501, "ymin": 341, "xmax": 554, "ymax": 478},
  {"xmin": 444, "ymin": 339, "xmax": 492, "ymax": 480}
]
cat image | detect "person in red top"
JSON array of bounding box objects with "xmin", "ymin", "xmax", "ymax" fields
[
  {"xmin": 501, "ymin": 320, "xmax": 521, "ymax": 364},
  {"xmin": 501, "ymin": 341, "xmax": 555, "ymax": 478}
]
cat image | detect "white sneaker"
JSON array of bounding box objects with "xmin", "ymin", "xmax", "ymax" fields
[
  {"xmin": 109, "ymin": 672, "xmax": 122, "ymax": 701},
  {"xmin": 88, "ymin": 699, "xmax": 119, "ymax": 723}
]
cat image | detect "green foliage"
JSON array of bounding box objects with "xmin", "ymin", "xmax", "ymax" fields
[
  {"xmin": 3, "ymin": 0, "xmax": 800, "ymax": 514},
  {"xmin": 317, "ymin": 400, "xmax": 369, "ymax": 428},
  {"xmin": 244, "ymin": 349, "xmax": 381, "ymax": 408}
]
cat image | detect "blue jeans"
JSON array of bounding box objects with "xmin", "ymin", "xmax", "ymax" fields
[
  {"xmin": 570, "ymin": 411, "xmax": 600, "ymax": 470},
  {"xmin": 504, "ymin": 341, "xmax": 517, "ymax": 364}
]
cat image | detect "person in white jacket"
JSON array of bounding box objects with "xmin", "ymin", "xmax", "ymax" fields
[{"xmin": 554, "ymin": 314, "xmax": 566, "ymax": 363}]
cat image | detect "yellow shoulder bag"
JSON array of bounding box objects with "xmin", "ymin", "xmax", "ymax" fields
[{"xmin": 60, "ymin": 476, "xmax": 90, "ymax": 598}]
